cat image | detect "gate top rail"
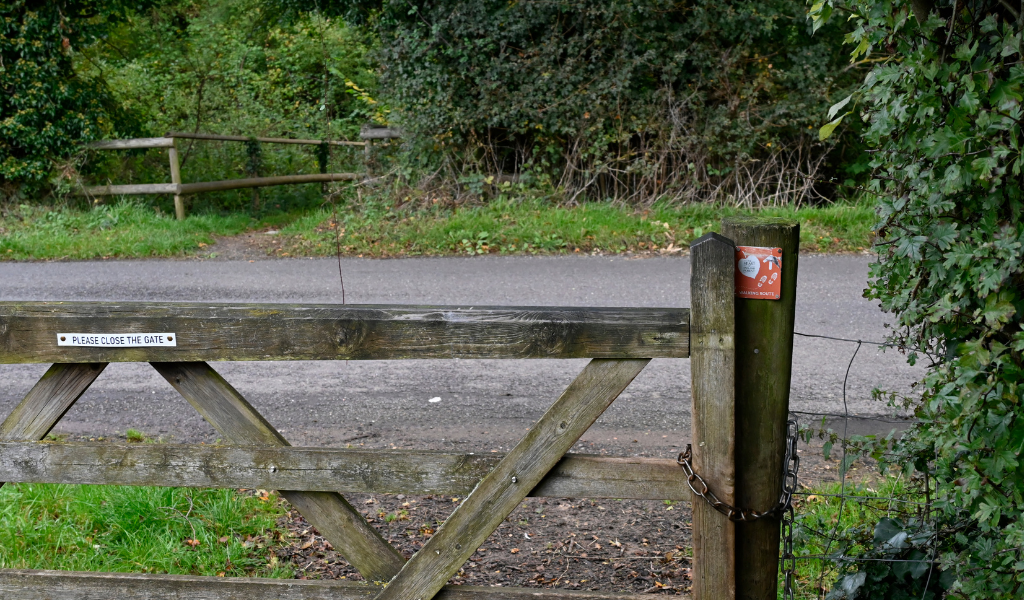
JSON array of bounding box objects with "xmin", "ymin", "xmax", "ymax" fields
[{"xmin": 0, "ymin": 301, "xmax": 689, "ymax": 363}]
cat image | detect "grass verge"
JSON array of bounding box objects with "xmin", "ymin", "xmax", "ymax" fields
[
  {"xmin": 268, "ymin": 197, "xmax": 876, "ymax": 257},
  {"xmin": 0, "ymin": 196, "xmax": 877, "ymax": 261},
  {"xmin": 0, "ymin": 202, "xmax": 253, "ymax": 261},
  {"xmin": 0, "ymin": 483, "xmax": 293, "ymax": 577}
]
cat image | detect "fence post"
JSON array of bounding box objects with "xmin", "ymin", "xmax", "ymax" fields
[
  {"xmin": 721, "ymin": 217, "xmax": 800, "ymax": 600},
  {"xmin": 689, "ymin": 232, "xmax": 738, "ymax": 600},
  {"xmin": 168, "ymin": 141, "xmax": 185, "ymax": 221}
]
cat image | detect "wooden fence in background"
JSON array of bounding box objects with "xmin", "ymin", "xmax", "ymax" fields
[
  {"xmin": 0, "ymin": 219, "xmax": 798, "ymax": 600},
  {"xmin": 80, "ymin": 130, "xmax": 384, "ymax": 221}
]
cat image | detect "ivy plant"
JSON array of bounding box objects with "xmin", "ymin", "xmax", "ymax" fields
[{"xmin": 0, "ymin": 1, "xmax": 147, "ymax": 195}]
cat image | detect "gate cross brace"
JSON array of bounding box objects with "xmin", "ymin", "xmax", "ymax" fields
[
  {"xmin": 374, "ymin": 358, "xmax": 649, "ymax": 600},
  {"xmin": 0, "ymin": 363, "xmax": 109, "ymax": 493},
  {"xmin": 150, "ymin": 362, "xmax": 406, "ymax": 583}
]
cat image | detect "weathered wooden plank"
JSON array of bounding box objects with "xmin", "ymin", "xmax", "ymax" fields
[
  {"xmin": 0, "ymin": 569, "xmax": 679, "ymax": 600},
  {"xmin": 151, "ymin": 362, "xmax": 405, "ymax": 583},
  {"xmin": 0, "ymin": 442, "xmax": 690, "ymax": 500},
  {"xmin": 688, "ymin": 232, "xmax": 736, "ymax": 600},
  {"xmin": 166, "ymin": 131, "xmax": 366, "ymax": 146},
  {"xmin": 359, "ymin": 126, "xmax": 403, "ymax": 140},
  {"xmin": 0, "ymin": 363, "xmax": 106, "ymax": 442},
  {"xmin": 376, "ymin": 358, "xmax": 649, "ymax": 600},
  {"xmin": 80, "ymin": 183, "xmax": 179, "ymax": 196},
  {"xmin": 85, "ymin": 138, "xmax": 175, "ymax": 150},
  {"xmin": 178, "ymin": 173, "xmax": 359, "ymax": 195},
  {"xmin": 0, "ymin": 363, "xmax": 107, "ymax": 492},
  {"xmin": 0, "ymin": 302, "xmax": 689, "ymax": 363},
  {"xmin": 722, "ymin": 217, "xmax": 799, "ymax": 600}
]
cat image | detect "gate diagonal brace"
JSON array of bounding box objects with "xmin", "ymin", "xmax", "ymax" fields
[
  {"xmin": 373, "ymin": 358, "xmax": 650, "ymax": 600},
  {"xmin": 0, "ymin": 363, "xmax": 108, "ymax": 491},
  {"xmin": 150, "ymin": 361, "xmax": 405, "ymax": 583}
]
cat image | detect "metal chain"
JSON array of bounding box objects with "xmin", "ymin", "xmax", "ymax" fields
[
  {"xmin": 779, "ymin": 418, "xmax": 799, "ymax": 600},
  {"xmin": 676, "ymin": 419, "xmax": 800, "ymax": 598}
]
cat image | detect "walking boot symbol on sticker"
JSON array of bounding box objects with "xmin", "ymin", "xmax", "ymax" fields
[{"xmin": 735, "ymin": 246, "xmax": 783, "ymax": 300}]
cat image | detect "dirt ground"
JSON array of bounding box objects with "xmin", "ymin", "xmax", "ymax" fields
[
  {"xmin": 266, "ymin": 437, "xmax": 860, "ymax": 596},
  {"xmin": 276, "ymin": 493, "xmax": 693, "ymax": 595}
]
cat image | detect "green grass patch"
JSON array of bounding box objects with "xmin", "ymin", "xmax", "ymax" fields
[
  {"xmin": 0, "ymin": 483, "xmax": 293, "ymax": 577},
  {"xmin": 1, "ymin": 195, "xmax": 877, "ymax": 261},
  {"xmin": 0, "ymin": 201, "xmax": 252, "ymax": 261},
  {"xmin": 281, "ymin": 197, "xmax": 877, "ymax": 258}
]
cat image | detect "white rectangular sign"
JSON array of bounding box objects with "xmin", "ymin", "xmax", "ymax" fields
[{"xmin": 57, "ymin": 333, "xmax": 177, "ymax": 348}]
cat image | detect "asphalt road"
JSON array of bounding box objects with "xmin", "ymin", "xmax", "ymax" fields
[{"xmin": 0, "ymin": 255, "xmax": 922, "ymax": 454}]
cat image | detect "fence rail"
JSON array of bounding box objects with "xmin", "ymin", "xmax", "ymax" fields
[
  {"xmin": 166, "ymin": 131, "xmax": 366, "ymax": 147},
  {"xmin": 0, "ymin": 442, "xmax": 689, "ymax": 499},
  {"xmin": 0, "ymin": 570, "xmax": 656, "ymax": 600},
  {"xmin": 0, "ymin": 302, "xmax": 689, "ymax": 363},
  {"xmin": 81, "ymin": 131, "xmax": 369, "ymax": 220}
]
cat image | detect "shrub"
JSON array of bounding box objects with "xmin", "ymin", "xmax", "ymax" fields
[
  {"xmin": 0, "ymin": 1, "xmax": 145, "ymax": 198},
  {"xmin": 813, "ymin": 0, "xmax": 1024, "ymax": 597},
  {"xmin": 290, "ymin": 0, "xmax": 867, "ymax": 205}
]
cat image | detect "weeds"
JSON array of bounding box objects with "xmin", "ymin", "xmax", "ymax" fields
[
  {"xmin": 0, "ymin": 201, "xmax": 251, "ymax": 260},
  {"xmin": 786, "ymin": 476, "xmax": 930, "ymax": 600},
  {"xmin": 124, "ymin": 429, "xmax": 147, "ymax": 443},
  {"xmin": 282, "ymin": 195, "xmax": 876, "ymax": 257}
]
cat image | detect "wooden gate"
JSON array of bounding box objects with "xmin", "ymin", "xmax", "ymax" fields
[{"xmin": 0, "ymin": 220, "xmax": 798, "ymax": 600}]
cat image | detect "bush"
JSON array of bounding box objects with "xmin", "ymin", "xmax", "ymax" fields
[
  {"xmin": 813, "ymin": 0, "xmax": 1024, "ymax": 597},
  {"xmin": 292, "ymin": 0, "xmax": 867, "ymax": 205},
  {"xmin": 0, "ymin": 1, "xmax": 144, "ymax": 198}
]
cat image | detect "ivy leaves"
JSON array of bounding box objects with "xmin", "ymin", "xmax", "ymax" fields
[{"xmin": 0, "ymin": 1, "xmax": 149, "ymax": 192}]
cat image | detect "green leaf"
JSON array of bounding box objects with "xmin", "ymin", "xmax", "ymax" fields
[
  {"xmin": 874, "ymin": 518, "xmax": 904, "ymax": 544},
  {"xmin": 981, "ymin": 291, "xmax": 1016, "ymax": 327},
  {"xmin": 828, "ymin": 95, "xmax": 853, "ymax": 120},
  {"xmin": 819, "ymin": 113, "xmax": 847, "ymax": 140}
]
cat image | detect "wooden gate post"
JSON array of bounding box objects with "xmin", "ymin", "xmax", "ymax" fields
[
  {"xmin": 168, "ymin": 141, "xmax": 185, "ymax": 221},
  {"xmin": 689, "ymin": 232, "xmax": 738, "ymax": 600},
  {"xmin": 722, "ymin": 217, "xmax": 800, "ymax": 600}
]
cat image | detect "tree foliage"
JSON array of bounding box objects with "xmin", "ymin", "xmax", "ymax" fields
[
  {"xmin": 812, "ymin": 0, "xmax": 1024, "ymax": 597},
  {"xmin": 77, "ymin": 0, "xmax": 378, "ymax": 213},
  {"xmin": 0, "ymin": 1, "xmax": 146, "ymax": 194}
]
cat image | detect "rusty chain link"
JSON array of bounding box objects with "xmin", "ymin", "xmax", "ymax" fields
[{"xmin": 677, "ymin": 418, "xmax": 800, "ymax": 599}]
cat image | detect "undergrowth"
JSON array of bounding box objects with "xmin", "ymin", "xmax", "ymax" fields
[
  {"xmin": 0, "ymin": 201, "xmax": 252, "ymax": 260},
  {"xmin": 787, "ymin": 476, "xmax": 935, "ymax": 599}
]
